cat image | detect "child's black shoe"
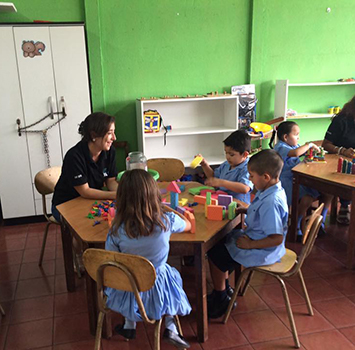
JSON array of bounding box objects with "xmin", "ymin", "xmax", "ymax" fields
[
  {"xmin": 114, "ymin": 324, "xmax": 136, "ymax": 340},
  {"xmin": 208, "ymin": 294, "xmax": 233, "ymax": 319},
  {"xmin": 162, "ymin": 329, "xmax": 190, "ymax": 349}
]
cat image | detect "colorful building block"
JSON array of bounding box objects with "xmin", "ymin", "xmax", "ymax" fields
[
  {"xmin": 176, "ymin": 206, "xmax": 186, "ymax": 215},
  {"xmin": 188, "ymin": 186, "xmax": 214, "ymax": 196},
  {"xmin": 170, "ymin": 192, "xmax": 179, "ymax": 210},
  {"xmin": 218, "ymin": 194, "xmax": 233, "ymax": 207},
  {"xmin": 207, "ymin": 205, "xmax": 224, "ymax": 221},
  {"xmin": 167, "ymin": 181, "xmax": 181, "ymax": 193},
  {"xmin": 194, "ymin": 195, "xmax": 206, "ymax": 204},
  {"xmin": 184, "ymin": 210, "xmax": 196, "ymax": 233},
  {"xmin": 178, "ymin": 198, "xmax": 188, "ymax": 206},
  {"xmin": 228, "ymin": 201, "xmax": 237, "ymax": 220}
]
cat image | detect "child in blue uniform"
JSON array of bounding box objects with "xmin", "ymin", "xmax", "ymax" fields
[
  {"xmin": 271, "ymin": 121, "xmax": 331, "ymax": 238},
  {"xmin": 197, "ymin": 130, "xmax": 253, "ymax": 204},
  {"xmin": 207, "ymin": 150, "xmax": 288, "ymax": 319},
  {"xmin": 105, "ymin": 169, "xmax": 191, "ymax": 349}
]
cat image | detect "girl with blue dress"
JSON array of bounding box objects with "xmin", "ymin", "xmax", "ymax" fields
[
  {"xmin": 105, "ymin": 169, "xmax": 191, "ymax": 349},
  {"xmin": 271, "ymin": 121, "xmax": 332, "ymax": 239}
]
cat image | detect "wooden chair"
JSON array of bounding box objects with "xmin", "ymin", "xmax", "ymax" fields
[
  {"xmin": 34, "ymin": 166, "xmax": 62, "ymax": 266},
  {"xmin": 223, "ymin": 203, "xmax": 324, "ymax": 349},
  {"xmin": 83, "ymin": 248, "xmax": 186, "ymax": 350},
  {"xmin": 147, "ymin": 158, "xmax": 185, "ymax": 182}
]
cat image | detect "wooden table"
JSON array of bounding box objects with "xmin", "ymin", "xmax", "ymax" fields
[
  {"xmin": 57, "ymin": 182, "xmax": 242, "ymax": 343},
  {"xmin": 289, "ymin": 154, "xmax": 355, "ymax": 268}
]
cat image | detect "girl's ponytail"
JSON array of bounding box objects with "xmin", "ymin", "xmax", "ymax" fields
[{"xmin": 269, "ymin": 128, "xmax": 277, "ymax": 149}]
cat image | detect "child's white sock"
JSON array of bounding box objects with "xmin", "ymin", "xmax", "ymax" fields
[
  {"xmin": 124, "ymin": 318, "xmax": 136, "ymax": 330},
  {"xmin": 165, "ymin": 315, "xmax": 178, "ymax": 334}
]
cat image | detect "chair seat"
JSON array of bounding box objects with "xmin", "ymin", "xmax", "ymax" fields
[
  {"xmin": 256, "ymin": 249, "xmax": 297, "ymax": 274},
  {"xmin": 49, "ymin": 215, "xmax": 59, "ymax": 224}
]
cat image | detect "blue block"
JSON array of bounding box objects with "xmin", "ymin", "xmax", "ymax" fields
[{"xmin": 170, "ymin": 192, "xmax": 179, "ymax": 210}]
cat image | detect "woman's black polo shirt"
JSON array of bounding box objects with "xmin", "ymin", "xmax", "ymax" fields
[
  {"xmin": 324, "ymin": 113, "xmax": 355, "ymax": 149},
  {"xmin": 52, "ymin": 140, "xmax": 118, "ymax": 207}
]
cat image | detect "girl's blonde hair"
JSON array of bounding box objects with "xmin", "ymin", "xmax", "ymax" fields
[{"xmin": 111, "ymin": 169, "xmax": 168, "ymax": 239}]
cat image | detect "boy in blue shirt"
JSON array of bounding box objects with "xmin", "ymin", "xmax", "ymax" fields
[
  {"xmin": 198, "ymin": 130, "xmax": 253, "ymax": 204},
  {"xmin": 207, "ymin": 149, "xmax": 288, "ymax": 319}
]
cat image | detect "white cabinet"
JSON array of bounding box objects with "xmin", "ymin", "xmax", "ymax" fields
[
  {"xmin": 274, "ymin": 79, "xmax": 355, "ymax": 120},
  {"xmin": 136, "ymin": 96, "xmax": 239, "ymax": 166},
  {"xmin": 0, "ymin": 24, "xmax": 91, "ymax": 219}
]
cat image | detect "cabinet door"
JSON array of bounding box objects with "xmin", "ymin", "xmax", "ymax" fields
[
  {"xmin": 13, "ymin": 27, "xmax": 63, "ymax": 207},
  {"xmin": 0, "ymin": 27, "xmax": 36, "ymax": 218},
  {"xmin": 50, "ymin": 26, "xmax": 91, "ymax": 156}
]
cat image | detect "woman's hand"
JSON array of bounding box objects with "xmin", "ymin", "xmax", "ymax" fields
[
  {"xmin": 342, "ymin": 147, "xmax": 355, "ymax": 158},
  {"xmin": 236, "ymin": 235, "xmax": 253, "ymax": 249}
]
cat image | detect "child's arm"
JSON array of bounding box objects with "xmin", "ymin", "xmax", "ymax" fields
[
  {"xmin": 205, "ymin": 178, "xmax": 250, "ymax": 194},
  {"xmin": 196, "ymin": 154, "xmax": 214, "ymax": 178},
  {"xmin": 163, "ymin": 205, "xmax": 192, "ymax": 232},
  {"xmin": 287, "ymin": 142, "xmax": 320, "ymax": 158},
  {"xmin": 236, "ymin": 234, "xmax": 283, "ymax": 249}
]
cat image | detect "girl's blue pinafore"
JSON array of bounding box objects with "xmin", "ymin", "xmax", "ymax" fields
[
  {"xmin": 274, "ymin": 141, "xmax": 319, "ymax": 206},
  {"xmin": 105, "ymin": 212, "xmax": 192, "ymax": 321}
]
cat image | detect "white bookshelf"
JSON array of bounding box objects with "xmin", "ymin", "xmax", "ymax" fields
[
  {"xmin": 136, "ymin": 95, "xmax": 239, "ymax": 167},
  {"xmin": 274, "ymin": 79, "xmax": 355, "ymax": 120}
]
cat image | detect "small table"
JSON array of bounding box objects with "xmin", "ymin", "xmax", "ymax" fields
[
  {"xmin": 57, "ymin": 182, "xmax": 243, "ymax": 342},
  {"xmin": 289, "ymin": 154, "xmax": 355, "ymax": 269}
]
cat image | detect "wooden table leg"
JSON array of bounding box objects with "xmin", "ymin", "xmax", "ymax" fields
[
  {"xmin": 85, "ymin": 268, "xmax": 98, "ymax": 335},
  {"xmin": 60, "ymin": 220, "xmax": 76, "ymax": 292},
  {"xmin": 194, "ymin": 244, "xmax": 208, "ymax": 342},
  {"xmin": 330, "ymin": 196, "xmax": 338, "ymax": 225},
  {"xmin": 288, "ymin": 173, "xmax": 300, "ymax": 242},
  {"xmin": 346, "ymin": 191, "xmax": 355, "ymax": 269}
]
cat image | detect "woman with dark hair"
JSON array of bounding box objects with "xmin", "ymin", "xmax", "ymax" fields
[
  {"xmin": 322, "ymin": 95, "xmax": 355, "ymax": 224},
  {"xmin": 52, "ymin": 112, "xmax": 118, "ymax": 221}
]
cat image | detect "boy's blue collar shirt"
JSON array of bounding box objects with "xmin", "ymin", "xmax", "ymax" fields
[{"xmin": 254, "ymin": 181, "xmax": 283, "ymax": 200}]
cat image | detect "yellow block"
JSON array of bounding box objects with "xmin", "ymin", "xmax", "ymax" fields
[
  {"xmin": 190, "ymin": 156, "xmax": 203, "ymax": 169},
  {"xmin": 178, "ymin": 198, "xmax": 188, "ymax": 206}
]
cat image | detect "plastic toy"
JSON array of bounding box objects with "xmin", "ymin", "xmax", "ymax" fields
[
  {"xmin": 305, "ymin": 146, "xmax": 326, "ymax": 163},
  {"xmin": 144, "ymin": 110, "xmax": 161, "ymax": 133},
  {"xmin": 117, "ymin": 169, "xmax": 159, "ymax": 181},
  {"xmin": 337, "ymin": 157, "xmax": 355, "ymax": 175},
  {"xmin": 190, "ymin": 156, "xmax": 203, "ymax": 169}
]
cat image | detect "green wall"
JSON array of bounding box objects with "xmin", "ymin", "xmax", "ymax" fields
[
  {"xmin": 2, "ymin": 0, "xmax": 355, "ymax": 168},
  {"xmin": 0, "ymin": 0, "xmax": 84, "ymax": 22},
  {"xmin": 250, "ymin": 0, "xmax": 355, "ymax": 143}
]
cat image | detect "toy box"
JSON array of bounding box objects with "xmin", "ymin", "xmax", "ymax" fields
[{"xmin": 144, "ymin": 110, "xmax": 161, "ymax": 133}]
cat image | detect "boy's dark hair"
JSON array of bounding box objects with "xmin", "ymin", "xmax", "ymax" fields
[
  {"xmin": 223, "ymin": 130, "xmax": 251, "ymax": 153},
  {"xmin": 248, "ymin": 149, "xmax": 283, "ymax": 179},
  {"xmin": 269, "ymin": 121, "xmax": 297, "ymax": 148}
]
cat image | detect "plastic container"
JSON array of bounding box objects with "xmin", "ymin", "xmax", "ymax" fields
[
  {"xmin": 328, "ymin": 106, "xmax": 335, "ymax": 114},
  {"xmin": 117, "ymin": 169, "xmax": 160, "ymax": 182},
  {"xmin": 126, "ymin": 151, "xmax": 147, "ymax": 170}
]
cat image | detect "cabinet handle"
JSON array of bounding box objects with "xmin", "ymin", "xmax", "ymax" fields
[
  {"xmin": 16, "ymin": 118, "xmax": 22, "ymax": 136},
  {"xmin": 60, "ymin": 96, "xmax": 67, "ymax": 117},
  {"xmin": 48, "ymin": 96, "xmax": 55, "ymax": 119}
]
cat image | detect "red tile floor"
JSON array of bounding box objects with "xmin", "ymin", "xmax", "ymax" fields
[{"xmin": 1, "ymin": 220, "xmax": 355, "ymax": 349}]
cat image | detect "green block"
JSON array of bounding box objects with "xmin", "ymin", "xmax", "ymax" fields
[
  {"xmin": 188, "ymin": 186, "xmax": 215, "ymax": 195},
  {"xmin": 228, "ymin": 201, "xmax": 237, "ymax": 220},
  {"xmin": 206, "ymin": 192, "xmax": 212, "ymax": 205}
]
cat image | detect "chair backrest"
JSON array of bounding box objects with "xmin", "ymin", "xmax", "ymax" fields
[
  {"xmin": 147, "ymin": 158, "xmax": 185, "ymax": 182},
  {"xmin": 83, "ymin": 248, "xmax": 156, "ymax": 292},
  {"xmin": 34, "ymin": 166, "xmax": 61, "ymax": 196},
  {"xmin": 295, "ymin": 203, "xmax": 324, "ymax": 270}
]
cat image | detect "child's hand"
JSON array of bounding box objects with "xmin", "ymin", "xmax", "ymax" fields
[
  {"xmin": 195, "ymin": 154, "xmax": 207, "ymax": 166},
  {"xmin": 205, "ymin": 177, "xmax": 221, "ymax": 187},
  {"xmin": 307, "ymin": 142, "xmax": 320, "ymax": 153},
  {"xmin": 236, "ymin": 207, "xmax": 248, "ymax": 215},
  {"xmin": 236, "ymin": 235, "xmax": 253, "ymax": 249}
]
